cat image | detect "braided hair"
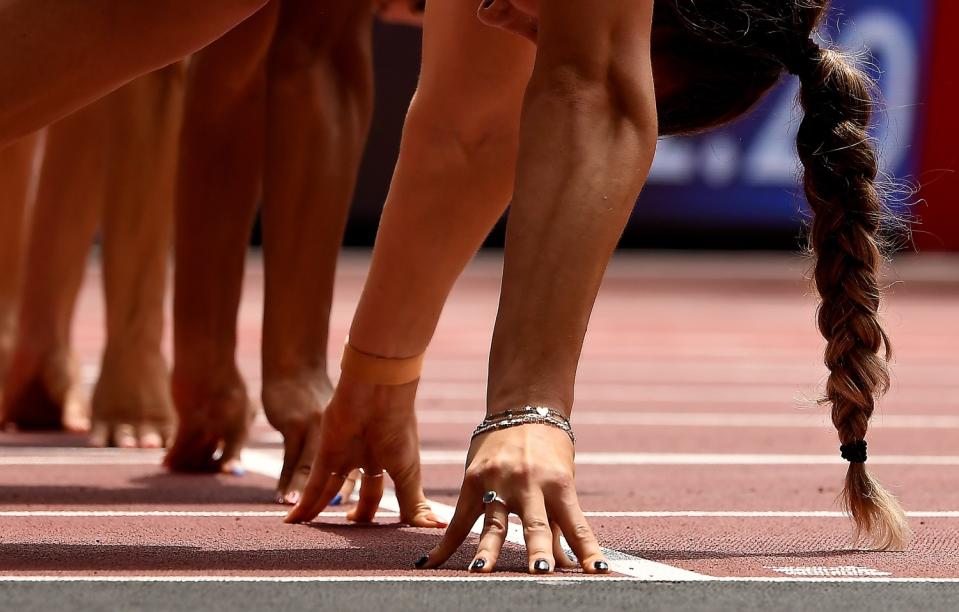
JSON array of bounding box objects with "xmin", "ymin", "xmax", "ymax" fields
[{"xmin": 652, "ymin": 0, "xmax": 909, "ymax": 550}]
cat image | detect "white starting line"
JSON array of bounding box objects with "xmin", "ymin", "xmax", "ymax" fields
[
  {"xmin": 4, "ymin": 510, "xmax": 959, "ymax": 519},
  {"xmin": 3, "ymin": 575, "xmax": 959, "ymax": 584}
]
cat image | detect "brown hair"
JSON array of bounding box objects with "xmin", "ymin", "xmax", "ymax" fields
[{"xmin": 653, "ymin": 0, "xmax": 909, "ymax": 550}]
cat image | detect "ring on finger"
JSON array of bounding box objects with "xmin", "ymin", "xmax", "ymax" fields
[
  {"xmin": 359, "ymin": 468, "xmax": 385, "ymax": 478},
  {"xmin": 330, "ymin": 471, "xmax": 350, "ymax": 479},
  {"xmin": 482, "ymin": 490, "xmax": 507, "ymax": 506}
]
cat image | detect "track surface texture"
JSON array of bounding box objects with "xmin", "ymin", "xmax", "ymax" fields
[{"xmin": 2, "ymin": 251, "xmax": 959, "ymax": 611}]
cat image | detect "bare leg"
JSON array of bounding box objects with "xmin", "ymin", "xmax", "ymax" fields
[
  {"xmin": 260, "ymin": 0, "xmax": 375, "ymax": 502},
  {"xmin": 0, "ymin": 134, "xmax": 41, "ymax": 407},
  {"xmin": 0, "ymin": 0, "xmax": 268, "ymax": 147},
  {"xmin": 165, "ymin": 3, "xmax": 280, "ymax": 473},
  {"xmin": 90, "ymin": 63, "xmax": 187, "ymax": 449},
  {"xmin": 1, "ymin": 104, "xmax": 109, "ymax": 431}
]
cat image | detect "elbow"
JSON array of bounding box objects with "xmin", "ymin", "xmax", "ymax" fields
[
  {"xmin": 526, "ymin": 62, "xmax": 659, "ymax": 162},
  {"xmin": 402, "ymin": 96, "xmax": 522, "ymax": 164}
]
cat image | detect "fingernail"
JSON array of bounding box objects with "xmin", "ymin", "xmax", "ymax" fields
[
  {"xmin": 330, "ymin": 494, "xmax": 343, "ymax": 506},
  {"xmin": 594, "ymin": 560, "xmax": 609, "ymax": 572},
  {"xmin": 413, "ymin": 555, "xmax": 429, "ymax": 569},
  {"xmin": 284, "ymin": 491, "xmax": 300, "ymax": 505},
  {"xmin": 274, "ymin": 492, "xmax": 286, "ymax": 505},
  {"xmin": 481, "ymin": 0, "xmax": 494, "ymax": 8},
  {"xmin": 469, "ymin": 559, "xmax": 486, "ymax": 572},
  {"xmin": 533, "ymin": 559, "xmax": 550, "ymax": 573},
  {"xmin": 230, "ymin": 465, "xmax": 246, "ymax": 476}
]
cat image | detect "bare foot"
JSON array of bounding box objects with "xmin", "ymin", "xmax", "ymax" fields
[
  {"xmin": 89, "ymin": 348, "xmax": 175, "ymax": 449},
  {"xmin": 261, "ymin": 373, "xmax": 333, "ymax": 504},
  {"xmin": 0, "ymin": 344, "xmax": 88, "ymax": 432},
  {"xmin": 164, "ymin": 366, "xmax": 253, "ymax": 473}
]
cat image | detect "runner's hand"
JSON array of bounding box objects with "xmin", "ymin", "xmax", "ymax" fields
[
  {"xmin": 414, "ymin": 424, "xmax": 609, "ymax": 574},
  {"xmin": 285, "ymin": 379, "xmax": 445, "ymax": 527}
]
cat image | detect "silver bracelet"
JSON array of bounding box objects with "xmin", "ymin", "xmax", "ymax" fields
[{"xmin": 471, "ymin": 405, "xmax": 575, "ymax": 445}]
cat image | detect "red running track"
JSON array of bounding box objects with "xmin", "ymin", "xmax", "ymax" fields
[{"xmin": 2, "ymin": 252, "xmax": 959, "ymax": 582}]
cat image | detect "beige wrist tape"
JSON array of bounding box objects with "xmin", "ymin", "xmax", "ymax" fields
[{"xmin": 339, "ymin": 339, "xmax": 425, "ymax": 386}]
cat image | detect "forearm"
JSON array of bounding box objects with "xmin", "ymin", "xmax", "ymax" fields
[
  {"xmin": 0, "ymin": 0, "xmax": 266, "ymax": 147},
  {"xmin": 347, "ymin": 106, "xmax": 520, "ymax": 358},
  {"xmin": 261, "ymin": 16, "xmax": 374, "ymax": 379},
  {"xmin": 487, "ymin": 74, "xmax": 657, "ymax": 418}
]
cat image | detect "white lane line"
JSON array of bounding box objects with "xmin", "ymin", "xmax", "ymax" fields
[
  {"xmin": 2, "ymin": 510, "xmax": 955, "ymax": 519},
  {"xmin": 7, "ymin": 449, "xmax": 959, "ymax": 467},
  {"xmin": 0, "ymin": 511, "xmax": 398, "ymax": 518},
  {"xmin": 241, "ymin": 450, "xmax": 709, "ymax": 581},
  {"xmin": 3, "ymin": 575, "xmax": 959, "ymax": 584}
]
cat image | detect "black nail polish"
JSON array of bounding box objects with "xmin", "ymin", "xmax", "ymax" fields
[
  {"xmin": 594, "ymin": 560, "xmax": 609, "ymax": 572},
  {"xmin": 533, "ymin": 559, "xmax": 550, "ymax": 573},
  {"xmin": 414, "ymin": 555, "xmax": 429, "ymax": 569},
  {"xmin": 470, "ymin": 559, "xmax": 486, "ymax": 571},
  {"xmin": 482, "ymin": 0, "xmax": 495, "ymax": 8}
]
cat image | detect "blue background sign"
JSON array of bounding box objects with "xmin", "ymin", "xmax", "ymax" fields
[{"xmin": 633, "ymin": 0, "xmax": 931, "ymax": 236}]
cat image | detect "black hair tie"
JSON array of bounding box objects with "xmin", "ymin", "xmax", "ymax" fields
[
  {"xmin": 781, "ymin": 37, "xmax": 823, "ymax": 79},
  {"xmin": 840, "ymin": 440, "xmax": 868, "ymax": 463}
]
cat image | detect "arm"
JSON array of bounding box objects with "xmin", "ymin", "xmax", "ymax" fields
[
  {"xmin": 347, "ymin": 0, "xmax": 536, "ymax": 358},
  {"xmin": 286, "ymin": 0, "xmax": 534, "ymax": 525},
  {"xmin": 488, "ymin": 0, "xmax": 658, "ymax": 417},
  {"xmin": 0, "ymin": 0, "xmax": 266, "ymax": 147},
  {"xmin": 425, "ymin": 0, "xmax": 659, "ymax": 574}
]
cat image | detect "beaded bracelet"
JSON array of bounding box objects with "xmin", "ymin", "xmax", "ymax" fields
[{"xmin": 471, "ymin": 405, "xmax": 575, "ymax": 445}]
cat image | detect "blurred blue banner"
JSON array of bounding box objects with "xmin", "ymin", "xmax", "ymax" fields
[{"xmin": 636, "ymin": 0, "xmax": 930, "ymax": 232}]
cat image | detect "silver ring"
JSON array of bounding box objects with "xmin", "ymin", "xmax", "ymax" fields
[
  {"xmin": 483, "ymin": 490, "xmax": 507, "ymax": 506},
  {"xmin": 360, "ymin": 468, "xmax": 385, "ymax": 478}
]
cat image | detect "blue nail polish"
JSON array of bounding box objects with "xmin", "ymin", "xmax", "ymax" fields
[
  {"xmin": 414, "ymin": 555, "xmax": 429, "ymax": 569},
  {"xmin": 533, "ymin": 559, "xmax": 550, "ymax": 573},
  {"xmin": 230, "ymin": 465, "xmax": 246, "ymax": 476},
  {"xmin": 330, "ymin": 494, "xmax": 343, "ymax": 506},
  {"xmin": 594, "ymin": 560, "xmax": 609, "ymax": 572}
]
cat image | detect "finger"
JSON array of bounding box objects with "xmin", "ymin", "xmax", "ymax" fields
[
  {"xmin": 114, "ymin": 424, "xmax": 137, "ymax": 449},
  {"xmin": 548, "ymin": 490, "xmax": 608, "ymax": 574},
  {"xmin": 552, "ymin": 521, "xmax": 577, "ymax": 569},
  {"xmin": 415, "ymin": 480, "xmax": 482, "ymax": 569},
  {"xmin": 389, "ymin": 463, "xmax": 446, "ymax": 528},
  {"xmin": 469, "ymin": 499, "xmax": 509, "ymax": 573},
  {"xmin": 88, "ymin": 422, "xmax": 109, "ymax": 448},
  {"xmin": 285, "ymin": 426, "xmax": 327, "ymax": 505},
  {"xmin": 217, "ymin": 414, "xmax": 249, "ymax": 475},
  {"xmin": 347, "ymin": 470, "xmax": 384, "ymax": 523},
  {"xmin": 333, "ymin": 469, "xmax": 361, "ymax": 507},
  {"xmin": 286, "ymin": 470, "xmax": 346, "ymax": 523},
  {"xmin": 138, "ymin": 424, "xmax": 164, "ymax": 449},
  {"xmin": 164, "ymin": 429, "xmax": 219, "ymax": 472},
  {"xmin": 517, "ymin": 492, "xmax": 554, "ymax": 574},
  {"xmin": 275, "ymin": 427, "xmax": 305, "ymax": 502}
]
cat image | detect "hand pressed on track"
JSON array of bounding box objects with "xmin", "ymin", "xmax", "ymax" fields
[
  {"xmin": 284, "ymin": 378, "xmax": 446, "ymax": 527},
  {"xmin": 414, "ymin": 424, "xmax": 609, "ymax": 574}
]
